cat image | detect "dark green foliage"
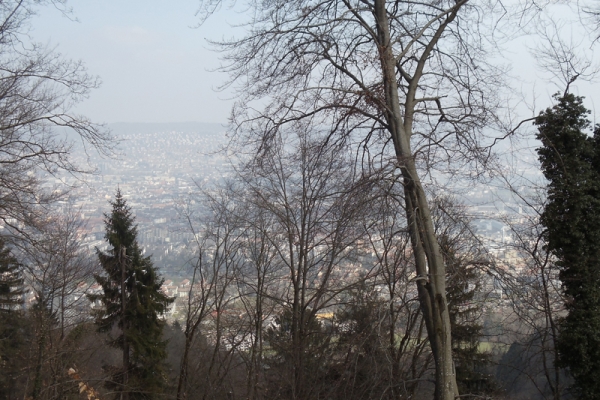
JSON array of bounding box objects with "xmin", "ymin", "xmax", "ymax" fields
[
  {"xmin": 497, "ymin": 337, "xmax": 573, "ymax": 400},
  {"xmin": 444, "ymin": 239, "xmax": 496, "ymax": 396},
  {"xmin": 0, "ymin": 311, "xmax": 29, "ymax": 399},
  {"xmin": 264, "ymin": 307, "xmax": 334, "ymax": 399},
  {"xmin": 0, "ymin": 238, "xmax": 27, "ymax": 399},
  {"xmin": 432, "ymin": 197, "xmax": 497, "ymax": 396},
  {"xmin": 0, "ymin": 238, "xmax": 23, "ymax": 311},
  {"xmin": 90, "ymin": 190, "xmax": 173, "ymax": 399},
  {"xmin": 536, "ymin": 93, "xmax": 600, "ymax": 399},
  {"xmin": 330, "ymin": 286, "xmax": 391, "ymax": 400},
  {"xmin": 29, "ymin": 298, "xmax": 61, "ymax": 400}
]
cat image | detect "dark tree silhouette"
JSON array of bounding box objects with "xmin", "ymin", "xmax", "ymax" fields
[
  {"xmin": 536, "ymin": 93, "xmax": 600, "ymax": 399},
  {"xmin": 90, "ymin": 190, "xmax": 173, "ymax": 400}
]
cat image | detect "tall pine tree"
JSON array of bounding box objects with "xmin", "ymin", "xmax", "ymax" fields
[
  {"xmin": 536, "ymin": 93, "xmax": 600, "ymax": 399},
  {"xmin": 90, "ymin": 190, "xmax": 173, "ymax": 400}
]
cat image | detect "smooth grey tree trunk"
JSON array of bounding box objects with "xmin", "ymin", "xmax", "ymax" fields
[{"xmin": 373, "ymin": 1, "xmax": 461, "ymax": 398}]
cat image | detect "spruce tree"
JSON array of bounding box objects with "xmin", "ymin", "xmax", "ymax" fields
[
  {"xmin": 536, "ymin": 93, "xmax": 600, "ymax": 399},
  {"xmin": 90, "ymin": 190, "xmax": 173, "ymax": 399},
  {"xmin": 431, "ymin": 196, "xmax": 497, "ymax": 397},
  {"xmin": 443, "ymin": 236, "xmax": 496, "ymax": 396},
  {"xmin": 0, "ymin": 238, "xmax": 23, "ymax": 311},
  {"xmin": 0, "ymin": 238, "xmax": 27, "ymax": 398}
]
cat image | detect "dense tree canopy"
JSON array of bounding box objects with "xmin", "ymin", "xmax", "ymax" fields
[{"xmin": 536, "ymin": 93, "xmax": 600, "ymax": 399}]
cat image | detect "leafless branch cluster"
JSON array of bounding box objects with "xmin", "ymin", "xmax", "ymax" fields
[
  {"xmin": 172, "ymin": 126, "xmax": 500, "ymax": 399},
  {"xmin": 0, "ymin": 0, "xmax": 113, "ymax": 243}
]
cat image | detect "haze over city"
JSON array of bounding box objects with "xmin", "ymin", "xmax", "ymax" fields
[{"xmin": 2, "ymin": 2, "xmax": 600, "ymax": 400}]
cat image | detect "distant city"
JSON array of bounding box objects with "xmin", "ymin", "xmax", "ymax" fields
[
  {"xmin": 48, "ymin": 122, "xmax": 544, "ymax": 286},
  {"xmin": 46, "ymin": 122, "xmax": 229, "ymax": 280}
]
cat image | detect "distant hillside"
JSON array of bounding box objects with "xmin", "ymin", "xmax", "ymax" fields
[{"xmin": 108, "ymin": 122, "xmax": 226, "ymax": 136}]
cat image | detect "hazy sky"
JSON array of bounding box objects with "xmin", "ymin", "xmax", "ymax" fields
[
  {"xmin": 30, "ymin": 1, "xmax": 600, "ymax": 125},
  {"xmin": 31, "ymin": 1, "xmax": 236, "ymax": 124}
]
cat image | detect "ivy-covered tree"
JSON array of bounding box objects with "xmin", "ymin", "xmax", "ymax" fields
[
  {"xmin": 90, "ymin": 190, "xmax": 173, "ymax": 399},
  {"xmin": 536, "ymin": 93, "xmax": 600, "ymax": 399}
]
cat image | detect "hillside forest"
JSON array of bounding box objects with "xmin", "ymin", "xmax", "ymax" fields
[{"xmin": 1, "ymin": 1, "xmax": 600, "ymax": 400}]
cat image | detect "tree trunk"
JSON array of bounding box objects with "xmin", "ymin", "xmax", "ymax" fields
[
  {"xmin": 373, "ymin": 1, "xmax": 458, "ymax": 398},
  {"xmin": 177, "ymin": 333, "xmax": 192, "ymax": 400},
  {"xmin": 120, "ymin": 246, "xmax": 129, "ymax": 400},
  {"xmin": 31, "ymin": 316, "xmax": 46, "ymax": 400}
]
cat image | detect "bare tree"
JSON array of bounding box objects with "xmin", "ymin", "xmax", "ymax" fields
[
  {"xmin": 234, "ymin": 202, "xmax": 280, "ymax": 400},
  {"xmin": 198, "ymin": 127, "xmax": 372, "ymax": 399},
  {"xmin": 20, "ymin": 208, "xmax": 97, "ymax": 400},
  {"xmin": 191, "ymin": 0, "xmax": 552, "ymax": 397},
  {"xmin": 580, "ymin": 1, "xmax": 600, "ymax": 41},
  {"xmin": 333, "ymin": 182, "xmax": 432, "ymax": 399},
  {"xmin": 176, "ymin": 185, "xmax": 247, "ymax": 400},
  {"xmin": 0, "ymin": 0, "xmax": 111, "ymax": 243},
  {"xmin": 236, "ymin": 129, "xmax": 364, "ymax": 399},
  {"xmin": 487, "ymin": 182, "xmax": 567, "ymax": 400}
]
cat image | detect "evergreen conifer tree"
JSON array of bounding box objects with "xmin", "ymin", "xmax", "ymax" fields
[
  {"xmin": 0, "ymin": 238, "xmax": 23, "ymax": 311},
  {"xmin": 443, "ymin": 237, "xmax": 496, "ymax": 396},
  {"xmin": 90, "ymin": 190, "xmax": 173, "ymax": 399},
  {"xmin": 433, "ymin": 197, "xmax": 497, "ymax": 397},
  {"xmin": 536, "ymin": 93, "xmax": 600, "ymax": 399},
  {"xmin": 0, "ymin": 238, "xmax": 27, "ymax": 398}
]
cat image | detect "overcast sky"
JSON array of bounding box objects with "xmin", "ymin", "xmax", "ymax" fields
[
  {"xmin": 30, "ymin": 1, "xmax": 600, "ymax": 126},
  {"xmin": 31, "ymin": 1, "xmax": 237, "ymax": 124}
]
